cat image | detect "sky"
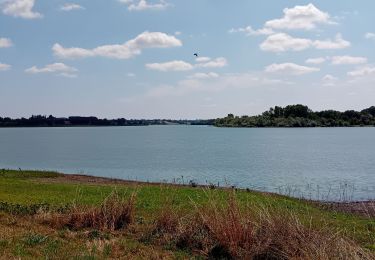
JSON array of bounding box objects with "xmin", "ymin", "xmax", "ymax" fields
[{"xmin": 1, "ymin": 0, "xmax": 375, "ymax": 119}]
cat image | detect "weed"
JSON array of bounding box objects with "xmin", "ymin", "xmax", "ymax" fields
[
  {"xmin": 44, "ymin": 239, "xmax": 60, "ymax": 257},
  {"xmin": 13, "ymin": 243, "xmax": 28, "ymax": 257},
  {"xmin": 103, "ymin": 243, "xmax": 112, "ymax": 257},
  {"xmin": 0, "ymin": 239, "xmax": 8, "ymax": 249},
  {"xmin": 22, "ymin": 233, "xmax": 48, "ymax": 246}
]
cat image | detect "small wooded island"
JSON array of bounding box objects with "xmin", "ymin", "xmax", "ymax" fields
[{"xmin": 214, "ymin": 104, "xmax": 375, "ymax": 127}]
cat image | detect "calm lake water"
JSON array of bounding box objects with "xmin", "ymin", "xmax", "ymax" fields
[{"xmin": 0, "ymin": 126, "xmax": 374, "ymax": 201}]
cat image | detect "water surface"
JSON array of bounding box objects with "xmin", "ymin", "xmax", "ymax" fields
[{"xmin": 0, "ymin": 126, "xmax": 374, "ymax": 201}]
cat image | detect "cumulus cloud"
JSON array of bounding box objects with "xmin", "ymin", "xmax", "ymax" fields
[
  {"xmin": 195, "ymin": 57, "xmax": 227, "ymax": 68},
  {"xmin": 53, "ymin": 31, "xmax": 182, "ymax": 59},
  {"xmin": 52, "ymin": 44, "xmax": 95, "ymax": 59},
  {"xmin": 0, "ymin": 37, "xmax": 13, "ymax": 48},
  {"xmin": 347, "ymin": 66, "xmax": 375, "ymax": 77},
  {"xmin": 260, "ymin": 33, "xmax": 312, "ymax": 52},
  {"xmin": 187, "ymin": 72, "xmax": 219, "ymax": 79},
  {"xmin": 0, "ymin": 63, "xmax": 11, "ymax": 71},
  {"xmin": 1, "ymin": 0, "xmax": 42, "ymax": 19},
  {"xmin": 264, "ymin": 3, "xmax": 334, "ymax": 30},
  {"xmin": 261, "ymin": 33, "xmax": 350, "ymax": 52},
  {"xmin": 229, "ymin": 4, "xmax": 337, "ymax": 43},
  {"xmin": 25, "ymin": 63, "xmax": 78, "ymax": 77},
  {"xmin": 265, "ymin": 63, "xmax": 319, "ymax": 75},
  {"xmin": 365, "ymin": 32, "xmax": 375, "ymax": 40},
  {"xmin": 60, "ymin": 3, "xmax": 84, "ymax": 11},
  {"xmin": 306, "ymin": 57, "xmax": 326, "ymax": 64},
  {"xmin": 195, "ymin": 57, "xmax": 211, "ymax": 63},
  {"xmin": 313, "ymin": 33, "xmax": 350, "ymax": 49},
  {"xmin": 146, "ymin": 60, "xmax": 194, "ymax": 72},
  {"xmin": 146, "ymin": 57, "xmax": 227, "ymax": 72},
  {"xmin": 118, "ymin": 0, "xmax": 169, "ymax": 11},
  {"xmin": 331, "ymin": 56, "xmax": 367, "ymax": 65},
  {"xmin": 229, "ymin": 25, "xmax": 274, "ymax": 36}
]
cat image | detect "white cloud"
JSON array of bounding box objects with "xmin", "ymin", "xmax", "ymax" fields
[
  {"xmin": 306, "ymin": 57, "xmax": 326, "ymax": 64},
  {"xmin": 146, "ymin": 57, "xmax": 227, "ymax": 72},
  {"xmin": 188, "ymin": 72, "xmax": 219, "ymax": 79},
  {"xmin": 260, "ymin": 33, "xmax": 312, "ymax": 52},
  {"xmin": 52, "ymin": 44, "xmax": 95, "ymax": 59},
  {"xmin": 313, "ymin": 33, "xmax": 350, "ymax": 50},
  {"xmin": 322, "ymin": 74, "xmax": 338, "ymax": 86},
  {"xmin": 195, "ymin": 57, "xmax": 211, "ymax": 63},
  {"xmin": 348, "ymin": 66, "xmax": 375, "ymax": 77},
  {"xmin": 365, "ymin": 32, "xmax": 375, "ymax": 40},
  {"xmin": 0, "ymin": 37, "xmax": 13, "ymax": 48},
  {"xmin": 229, "ymin": 25, "xmax": 274, "ymax": 36},
  {"xmin": 146, "ymin": 60, "xmax": 194, "ymax": 71},
  {"xmin": 322, "ymin": 74, "xmax": 338, "ymax": 81},
  {"xmin": 53, "ymin": 31, "xmax": 182, "ymax": 59},
  {"xmin": 264, "ymin": 3, "xmax": 334, "ymax": 30},
  {"xmin": 1, "ymin": 0, "xmax": 42, "ymax": 19},
  {"xmin": 331, "ymin": 56, "xmax": 367, "ymax": 65},
  {"xmin": 265, "ymin": 63, "xmax": 319, "ymax": 75},
  {"xmin": 127, "ymin": 72, "xmax": 136, "ymax": 77},
  {"xmin": 261, "ymin": 33, "xmax": 350, "ymax": 52},
  {"xmin": 118, "ymin": 0, "xmax": 169, "ymax": 11},
  {"xmin": 195, "ymin": 57, "xmax": 227, "ymax": 68},
  {"xmin": 60, "ymin": 3, "xmax": 84, "ymax": 11},
  {"xmin": 59, "ymin": 72, "xmax": 77, "ymax": 78},
  {"xmin": 25, "ymin": 63, "xmax": 78, "ymax": 77},
  {"xmin": 0, "ymin": 63, "xmax": 11, "ymax": 71}
]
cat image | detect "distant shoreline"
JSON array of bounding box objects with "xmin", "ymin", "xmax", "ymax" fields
[
  {"xmin": 1, "ymin": 124, "xmax": 375, "ymax": 128},
  {"xmin": 2, "ymin": 104, "xmax": 375, "ymax": 128},
  {"xmin": 0, "ymin": 117, "xmax": 215, "ymax": 128}
]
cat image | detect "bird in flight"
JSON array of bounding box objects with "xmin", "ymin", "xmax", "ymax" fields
[{"xmin": 194, "ymin": 53, "xmax": 198, "ymax": 57}]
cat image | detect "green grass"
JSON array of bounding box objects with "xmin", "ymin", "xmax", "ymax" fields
[
  {"xmin": 0, "ymin": 169, "xmax": 62, "ymax": 179},
  {"xmin": 0, "ymin": 169, "xmax": 374, "ymax": 258}
]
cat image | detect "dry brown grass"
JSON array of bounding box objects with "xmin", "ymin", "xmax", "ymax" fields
[
  {"xmin": 42, "ymin": 191, "xmax": 136, "ymax": 231},
  {"xmin": 148, "ymin": 192, "xmax": 373, "ymax": 259}
]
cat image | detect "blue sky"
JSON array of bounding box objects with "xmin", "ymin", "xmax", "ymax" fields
[{"xmin": 1, "ymin": 0, "xmax": 375, "ymax": 119}]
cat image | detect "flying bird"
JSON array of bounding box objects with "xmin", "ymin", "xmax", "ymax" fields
[{"xmin": 194, "ymin": 53, "xmax": 198, "ymax": 57}]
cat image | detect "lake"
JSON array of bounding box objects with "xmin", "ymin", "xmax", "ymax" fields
[{"xmin": 0, "ymin": 126, "xmax": 374, "ymax": 201}]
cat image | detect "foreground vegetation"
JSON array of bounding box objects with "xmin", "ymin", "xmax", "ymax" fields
[
  {"xmin": 0, "ymin": 169, "xmax": 374, "ymax": 259},
  {"xmin": 215, "ymin": 104, "xmax": 375, "ymax": 127}
]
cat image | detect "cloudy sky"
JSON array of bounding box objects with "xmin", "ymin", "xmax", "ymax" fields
[{"xmin": 1, "ymin": 0, "xmax": 375, "ymax": 119}]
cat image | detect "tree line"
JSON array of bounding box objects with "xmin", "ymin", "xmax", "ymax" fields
[
  {"xmin": 214, "ymin": 105, "xmax": 375, "ymax": 127},
  {"xmin": 0, "ymin": 115, "xmax": 214, "ymax": 127}
]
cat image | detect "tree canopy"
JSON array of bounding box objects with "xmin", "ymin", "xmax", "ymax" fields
[
  {"xmin": 215, "ymin": 105, "xmax": 375, "ymax": 127},
  {"xmin": 0, "ymin": 115, "xmax": 214, "ymax": 127}
]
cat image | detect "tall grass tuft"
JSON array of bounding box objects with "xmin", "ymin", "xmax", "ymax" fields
[
  {"xmin": 45, "ymin": 191, "xmax": 136, "ymax": 231},
  {"xmin": 148, "ymin": 191, "xmax": 372, "ymax": 259}
]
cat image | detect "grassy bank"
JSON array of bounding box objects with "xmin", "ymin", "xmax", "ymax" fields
[{"xmin": 0, "ymin": 169, "xmax": 374, "ymax": 259}]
